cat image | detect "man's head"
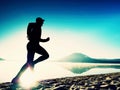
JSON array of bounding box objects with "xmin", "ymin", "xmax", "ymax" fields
[{"xmin": 36, "ymin": 17, "xmax": 44, "ymax": 26}]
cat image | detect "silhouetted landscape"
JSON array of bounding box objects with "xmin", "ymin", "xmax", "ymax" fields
[
  {"xmin": 59, "ymin": 53, "xmax": 120, "ymax": 63},
  {"xmin": 55, "ymin": 53, "xmax": 120, "ymax": 74},
  {"xmin": 1, "ymin": 0, "xmax": 120, "ymax": 89}
]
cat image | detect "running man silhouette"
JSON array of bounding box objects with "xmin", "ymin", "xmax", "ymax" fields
[{"xmin": 12, "ymin": 17, "xmax": 50, "ymax": 84}]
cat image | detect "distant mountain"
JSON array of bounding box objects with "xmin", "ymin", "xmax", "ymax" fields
[
  {"xmin": 0, "ymin": 58, "xmax": 4, "ymax": 61},
  {"xmin": 59, "ymin": 53, "xmax": 120, "ymax": 63}
]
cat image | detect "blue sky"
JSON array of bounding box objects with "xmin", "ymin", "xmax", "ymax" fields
[{"xmin": 0, "ymin": 0, "xmax": 120, "ymax": 59}]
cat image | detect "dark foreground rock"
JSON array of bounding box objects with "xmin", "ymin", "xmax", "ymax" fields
[{"xmin": 1, "ymin": 72, "xmax": 120, "ymax": 90}]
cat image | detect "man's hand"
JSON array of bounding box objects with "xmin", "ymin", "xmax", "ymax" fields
[
  {"xmin": 46, "ymin": 37, "xmax": 50, "ymax": 42},
  {"xmin": 40, "ymin": 37, "xmax": 50, "ymax": 42}
]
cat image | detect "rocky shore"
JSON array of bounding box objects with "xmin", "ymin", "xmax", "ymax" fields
[{"xmin": 1, "ymin": 72, "xmax": 120, "ymax": 90}]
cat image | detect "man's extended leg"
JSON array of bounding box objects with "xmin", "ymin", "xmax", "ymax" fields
[
  {"xmin": 11, "ymin": 63, "xmax": 30, "ymax": 83},
  {"xmin": 11, "ymin": 44, "xmax": 35, "ymax": 83},
  {"xmin": 34, "ymin": 45, "xmax": 49, "ymax": 65}
]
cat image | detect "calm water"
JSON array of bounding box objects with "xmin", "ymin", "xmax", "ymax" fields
[
  {"xmin": 58, "ymin": 62, "xmax": 120, "ymax": 74},
  {"xmin": 0, "ymin": 61, "xmax": 120, "ymax": 83}
]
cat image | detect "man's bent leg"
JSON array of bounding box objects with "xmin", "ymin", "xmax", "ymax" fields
[{"xmin": 34, "ymin": 46, "xmax": 49, "ymax": 65}]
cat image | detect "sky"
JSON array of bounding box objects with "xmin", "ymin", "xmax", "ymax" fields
[{"xmin": 0, "ymin": 0, "xmax": 120, "ymax": 61}]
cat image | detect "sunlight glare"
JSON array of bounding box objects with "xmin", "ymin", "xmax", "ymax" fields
[{"xmin": 19, "ymin": 67, "xmax": 39, "ymax": 89}]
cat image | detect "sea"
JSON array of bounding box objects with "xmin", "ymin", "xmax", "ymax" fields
[{"xmin": 0, "ymin": 60, "xmax": 120, "ymax": 83}]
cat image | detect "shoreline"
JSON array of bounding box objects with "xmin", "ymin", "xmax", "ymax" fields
[{"xmin": 0, "ymin": 72, "xmax": 120, "ymax": 90}]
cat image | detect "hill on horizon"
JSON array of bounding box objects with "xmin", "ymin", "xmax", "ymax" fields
[
  {"xmin": 0, "ymin": 58, "xmax": 4, "ymax": 61},
  {"xmin": 58, "ymin": 53, "xmax": 120, "ymax": 64}
]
